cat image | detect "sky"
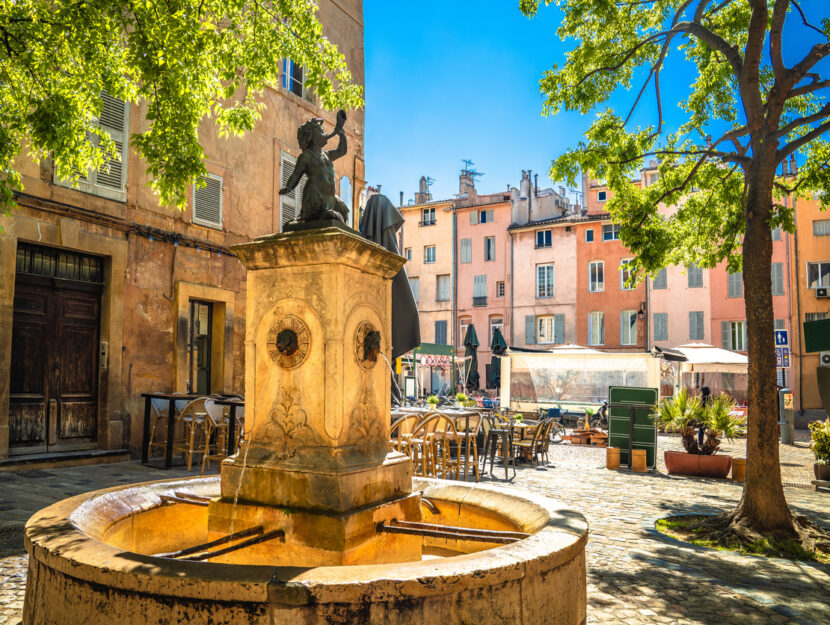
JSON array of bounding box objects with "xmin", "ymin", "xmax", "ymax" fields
[{"xmin": 362, "ymin": 1, "xmax": 829, "ymax": 207}]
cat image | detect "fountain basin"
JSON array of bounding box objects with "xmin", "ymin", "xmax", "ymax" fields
[{"xmin": 23, "ymin": 477, "xmax": 587, "ymax": 625}]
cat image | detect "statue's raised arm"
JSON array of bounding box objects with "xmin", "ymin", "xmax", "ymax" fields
[{"xmin": 326, "ymin": 110, "xmax": 347, "ymax": 162}]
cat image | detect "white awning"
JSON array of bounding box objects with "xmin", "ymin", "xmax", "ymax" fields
[{"xmin": 673, "ymin": 343, "xmax": 748, "ymax": 373}]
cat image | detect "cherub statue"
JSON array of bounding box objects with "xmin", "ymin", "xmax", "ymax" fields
[{"xmin": 279, "ymin": 109, "xmax": 350, "ymax": 225}]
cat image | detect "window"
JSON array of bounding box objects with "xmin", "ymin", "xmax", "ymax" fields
[
  {"xmin": 771, "ymin": 262, "xmax": 785, "ymax": 296},
  {"xmin": 496, "ymin": 281, "xmax": 505, "ymax": 297},
  {"xmin": 192, "ymin": 174, "xmax": 223, "ymax": 229},
  {"xmin": 588, "ymin": 261, "xmax": 604, "ymax": 292},
  {"xmin": 405, "ymin": 248, "xmax": 412, "ymax": 260},
  {"xmin": 585, "ymin": 229, "xmax": 594, "ymax": 243},
  {"xmin": 536, "ymin": 230, "xmax": 552, "ymax": 248},
  {"xmin": 537, "ymin": 264, "xmax": 554, "ymax": 298},
  {"xmin": 189, "ymin": 301, "xmax": 213, "ymax": 394},
  {"xmin": 473, "ymin": 275, "xmax": 487, "ymax": 305},
  {"xmin": 490, "ymin": 317, "xmax": 504, "ymax": 340},
  {"xmin": 806, "ymin": 312, "xmax": 829, "ymax": 322},
  {"xmin": 725, "ymin": 320, "xmax": 746, "ymax": 351},
  {"xmin": 460, "ymin": 238, "xmax": 472, "ymax": 263},
  {"xmin": 408, "ymin": 277, "xmax": 419, "ymax": 303},
  {"xmin": 620, "ymin": 310, "xmax": 637, "ymax": 345},
  {"xmin": 537, "ymin": 315, "xmax": 564, "ymax": 344},
  {"xmin": 484, "ymin": 236, "xmax": 496, "ymax": 261},
  {"xmin": 597, "ymin": 190, "xmax": 607, "ymax": 202},
  {"xmin": 279, "ymin": 152, "xmax": 306, "ymax": 231},
  {"xmin": 687, "ymin": 263, "xmax": 703, "ymax": 288},
  {"xmin": 807, "ymin": 262, "xmax": 830, "ymax": 289},
  {"xmin": 774, "ymin": 319, "xmax": 786, "ymax": 331},
  {"xmin": 652, "ymin": 267, "xmax": 667, "ymax": 290},
  {"xmin": 424, "ymin": 245, "xmax": 436, "ymax": 264},
  {"xmin": 470, "ymin": 208, "xmax": 494, "ymax": 224},
  {"xmin": 421, "ymin": 207, "xmax": 436, "ymax": 226},
  {"xmin": 689, "ymin": 311, "xmax": 704, "ymax": 341},
  {"xmin": 459, "ymin": 318, "xmax": 472, "ymax": 346},
  {"xmin": 282, "ymin": 59, "xmax": 306, "ymax": 98},
  {"xmin": 620, "ymin": 259, "xmax": 634, "ymax": 290},
  {"xmin": 727, "ymin": 271, "xmax": 743, "ymax": 298},
  {"xmin": 434, "ymin": 320, "xmax": 448, "ymax": 345},
  {"xmin": 56, "ymin": 91, "xmax": 129, "ymax": 201},
  {"xmin": 340, "ymin": 176, "xmax": 352, "ymax": 227},
  {"xmin": 812, "ymin": 219, "xmax": 830, "ymax": 236},
  {"xmin": 771, "ymin": 226, "xmax": 782, "ymax": 241},
  {"xmin": 436, "ymin": 274, "xmax": 451, "ymax": 302},
  {"xmin": 653, "ymin": 313, "xmax": 668, "ymax": 341},
  {"xmin": 602, "ymin": 224, "xmax": 620, "ymax": 241},
  {"xmin": 588, "ymin": 312, "xmax": 605, "ymax": 346}
]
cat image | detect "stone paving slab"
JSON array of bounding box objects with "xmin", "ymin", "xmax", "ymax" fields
[{"xmin": 0, "ymin": 435, "xmax": 828, "ymax": 625}]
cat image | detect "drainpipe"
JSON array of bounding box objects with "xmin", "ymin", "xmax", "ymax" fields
[
  {"xmin": 792, "ymin": 192, "xmax": 804, "ymax": 414},
  {"xmin": 644, "ymin": 278, "xmax": 650, "ymax": 353},
  {"xmin": 452, "ymin": 203, "xmax": 458, "ymax": 391},
  {"xmin": 784, "ymin": 194, "xmax": 793, "ymax": 391},
  {"xmin": 510, "ymin": 229, "xmax": 515, "ymax": 345}
]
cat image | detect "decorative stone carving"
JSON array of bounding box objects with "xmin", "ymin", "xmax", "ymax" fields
[
  {"xmin": 262, "ymin": 387, "xmax": 320, "ymax": 460},
  {"xmin": 354, "ymin": 321, "xmax": 381, "ymax": 370},
  {"xmin": 267, "ymin": 316, "xmax": 310, "ymax": 369}
]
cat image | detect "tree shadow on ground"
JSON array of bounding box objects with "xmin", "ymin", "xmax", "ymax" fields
[{"xmin": 0, "ymin": 527, "xmax": 25, "ymax": 558}]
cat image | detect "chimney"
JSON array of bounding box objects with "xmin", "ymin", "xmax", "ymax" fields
[
  {"xmin": 534, "ymin": 173, "xmax": 538, "ymax": 197},
  {"xmin": 782, "ymin": 160, "xmax": 789, "ymax": 176},
  {"xmin": 400, "ymin": 191, "xmax": 404, "ymax": 206},
  {"xmin": 459, "ymin": 170, "xmax": 476, "ymax": 196},
  {"xmin": 789, "ymin": 154, "xmax": 798, "ymax": 174}
]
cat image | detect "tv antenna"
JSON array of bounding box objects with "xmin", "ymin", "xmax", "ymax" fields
[
  {"xmin": 460, "ymin": 159, "xmax": 484, "ymax": 181},
  {"xmin": 425, "ymin": 176, "xmax": 435, "ymax": 189}
]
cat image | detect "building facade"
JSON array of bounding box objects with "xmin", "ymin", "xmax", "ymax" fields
[{"xmin": 0, "ymin": 0, "xmax": 366, "ymax": 462}]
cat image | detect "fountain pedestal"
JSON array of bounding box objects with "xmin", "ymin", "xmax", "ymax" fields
[{"xmin": 210, "ymin": 227, "xmax": 421, "ymax": 565}]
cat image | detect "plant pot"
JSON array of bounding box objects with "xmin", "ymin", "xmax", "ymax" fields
[
  {"xmin": 664, "ymin": 450, "xmax": 732, "ymax": 479},
  {"xmin": 815, "ymin": 463, "xmax": 830, "ymax": 482},
  {"xmin": 631, "ymin": 449, "xmax": 647, "ymax": 473},
  {"xmin": 731, "ymin": 458, "xmax": 746, "ymax": 482},
  {"xmin": 606, "ymin": 447, "xmax": 620, "ymax": 470}
]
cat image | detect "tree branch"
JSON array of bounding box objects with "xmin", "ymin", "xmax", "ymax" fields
[
  {"xmin": 677, "ymin": 20, "xmax": 743, "ymax": 78},
  {"xmin": 773, "ymin": 102, "xmax": 830, "ymax": 140},
  {"xmin": 777, "ymin": 118, "xmax": 830, "ymax": 161},
  {"xmin": 769, "ymin": 0, "xmax": 789, "ymax": 81},
  {"xmin": 791, "ymin": 0, "xmax": 826, "ymax": 36},
  {"xmin": 787, "ymin": 76, "xmax": 830, "ymax": 99}
]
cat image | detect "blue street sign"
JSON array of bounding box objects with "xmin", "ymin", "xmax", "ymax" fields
[
  {"xmin": 776, "ymin": 347, "xmax": 791, "ymax": 368},
  {"xmin": 775, "ymin": 330, "xmax": 789, "ymax": 347}
]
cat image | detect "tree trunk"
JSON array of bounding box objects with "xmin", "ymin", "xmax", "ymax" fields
[{"xmin": 733, "ymin": 154, "xmax": 795, "ymax": 534}]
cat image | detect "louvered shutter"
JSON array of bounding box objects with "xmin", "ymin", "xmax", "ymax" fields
[
  {"xmin": 470, "ymin": 211, "xmax": 479, "ymax": 225},
  {"xmin": 525, "ymin": 315, "xmax": 536, "ymax": 345},
  {"xmin": 771, "ymin": 263, "xmax": 784, "ymax": 295},
  {"xmin": 193, "ymin": 175, "xmax": 223, "ymax": 228},
  {"xmin": 95, "ymin": 92, "xmax": 128, "ymax": 193},
  {"xmin": 554, "ymin": 314, "xmax": 565, "ymax": 344},
  {"xmin": 721, "ymin": 321, "xmax": 730, "ymax": 350},
  {"xmin": 280, "ymin": 154, "xmax": 306, "ymax": 231}
]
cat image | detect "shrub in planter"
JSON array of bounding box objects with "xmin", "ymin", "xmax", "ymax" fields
[
  {"xmin": 809, "ymin": 418, "xmax": 830, "ymax": 481},
  {"xmin": 652, "ymin": 388, "xmax": 745, "ymax": 478},
  {"xmin": 426, "ymin": 395, "xmax": 439, "ymax": 408}
]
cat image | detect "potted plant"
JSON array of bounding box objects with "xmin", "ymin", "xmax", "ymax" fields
[
  {"xmin": 426, "ymin": 395, "xmax": 439, "ymax": 409},
  {"xmin": 808, "ymin": 418, "xmax": 830, "ymax": 481},
  {"xmin": 652, "ymin": 388, "xmax": 745, "ymax": 478},
  {"xmin": 455, "ymin": 392, "xmax": 468, "ymax": 407}
]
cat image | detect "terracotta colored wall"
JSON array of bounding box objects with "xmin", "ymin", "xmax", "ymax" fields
[
  {"xmin": 511, "ymin": 223, "xmax": 577, "ymax": 347},
  {"xmin": 456, "ymin": 201, "xmax": 511, "ymax": 385}
]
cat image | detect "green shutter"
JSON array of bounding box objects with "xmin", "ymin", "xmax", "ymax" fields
[
  {"xmin": 721, "ymin": 321, "xmax": 730, "ymax": 349},
  {"xmin": 554, "ymin": 314, "xmax": 565, "ymax": 344},
  {"xmin": 525, "ymin": 315, "xmax": 536, "ymax": 345}
]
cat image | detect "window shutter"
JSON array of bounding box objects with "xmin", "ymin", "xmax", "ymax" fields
[
  {"xmin": 771, "ymin": 263, "xmax": 784, "ymax": 295},
  {"xmin": 280, "ymin": 154, "xmax": 306, "ymax": 230},
  {"xmin": 721, "ymin": 321, "xmax": 730, "ymax": 350},
  {"xmin": 525, "ymin": 315, "xmax": 536, "ymax": 345},
  {"xmin": 554, "ymin": 314, "xmax": 565, "ymax": 344},
  {"xmin": 193, "ymin": 175, "xmax": 223, "ymax": 227},
  {"xmin": 689, "ymin": 312, "xmax": 695, "ymax": 341},
  {"xmin": 470, "ymin": 211, "xmax": 479, "ymax": 225}
]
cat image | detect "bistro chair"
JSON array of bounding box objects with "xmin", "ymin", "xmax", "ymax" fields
[
  {"xmin": 427, "ymin": 414, "xmax": 460, "ymax": 480},
  {"xmin": 146, "ymin": 397, "xmax": 171, "ymax": 460},
  {"xmin": 484, "ymin": 418, "xmax": 517, "ymax": 481},
  {"xmin": 453, "ymin": 413, "xmax": 483, "ymax": 482},
  {"xmin": 408, "ymin": 414, "xmax": 444, "ymax": 477},
  {"xmin": 513, "ymin": 419, "xmax": 554, "ymax": 467},
  {"xmin": 172, "ymin": 397, "xmax": 208, "ymax": 471},
  {"xmin": 200, "ymin": 399, "xmax": 230, "ymax": 474},
  {"xmin": 390, "ymin": 414, "xmax": 420, "ymax": 455}
]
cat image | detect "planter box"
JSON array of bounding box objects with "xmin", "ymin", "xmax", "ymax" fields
[{"xmin": 664, "ymin": 450, "xmax": 732, "ymax": 479}]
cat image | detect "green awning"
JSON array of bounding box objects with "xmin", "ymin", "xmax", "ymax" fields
[{"xmin": 413, "ymin": 343, "xmax": 454, "ymax": 356}]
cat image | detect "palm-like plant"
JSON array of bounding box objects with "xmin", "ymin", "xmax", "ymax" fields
[
  {"xmin": 652, "ymin": 389, "xmax": 744, "ymax": 455},
  {"xmin": 652, "ymin": 387, "xmax": 702, "ymax": 453}
]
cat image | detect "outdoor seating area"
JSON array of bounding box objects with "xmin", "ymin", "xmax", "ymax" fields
[{"xmin": 141, "ymin": 392, "xmax": 244, "ymax": 473}]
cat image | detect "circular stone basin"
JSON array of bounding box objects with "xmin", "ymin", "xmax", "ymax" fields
[{"xmin": 23, "ymin": 477, "xmax": 587, "ymax": 625}]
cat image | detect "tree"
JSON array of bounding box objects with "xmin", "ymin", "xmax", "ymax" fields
[
  {"xmin": 0, "ymin": 0, "xmax": 363, "ymax": 212},
  {"xmin": 522, "ymin": 0, "xmax": 829, "ymax": 547}
]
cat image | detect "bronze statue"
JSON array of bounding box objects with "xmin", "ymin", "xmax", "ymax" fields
[{"xmin": 279, "ymin": 109, "xmax": 350, "ymax": 224}]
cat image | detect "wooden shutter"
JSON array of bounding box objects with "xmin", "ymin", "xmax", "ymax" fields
[
  {"xmin": 193, "ymin": 175, "xmax": 223, "ymax": 227},
  {"xmin": 280, "ymin": 154, "xmax": 306, "ymax": 230},
  {"xmin": 771, "ymin": 263, "xmax": 784, "ymax": 295},
  {"xmin": 525, "ymin": 315, "xmax": 536, "ymax": 345},
  {"xmin": 554, "ymin": 314, "xmax": 565, "ymax": 344},
  {"xmin": 470, "ymin": 211, "xmax": 479, "ymax": 225},
  {"xmin": 721, "ymin": 321, "xmax": 730, "ymax": 350}
]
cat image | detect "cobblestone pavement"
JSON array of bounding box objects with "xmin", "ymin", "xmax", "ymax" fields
[{"xmin": 1, "ymin": 435, "xmax": 828, "ymax": 625}]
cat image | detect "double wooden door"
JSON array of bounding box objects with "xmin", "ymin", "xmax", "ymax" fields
[{"xmin": 9, "ymin": 274, "xmax": 101, "ymax": 454}]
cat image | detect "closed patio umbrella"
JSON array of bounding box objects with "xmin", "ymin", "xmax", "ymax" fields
[
  {"xmin": 463, "ymin": 324, "xmax": 480, "ymax": 392},
  {"xmin": 487, "ymin": 328, "xmax": 508, "ymax": 389}
]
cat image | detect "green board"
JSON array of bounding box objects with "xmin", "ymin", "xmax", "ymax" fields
[
  {"xmin": 803, "ymin": 319, "xmax": 830, "ymax": 353},
  {"xmin": 608, "ymin": 386, "xmax": 658, "ymax": 470}
]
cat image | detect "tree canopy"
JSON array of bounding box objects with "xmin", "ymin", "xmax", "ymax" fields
[
  {"xmin": 0, "ymin": 0, "xmax": 363, "ymax": 212},
  {"xmin": 523, "ymin": 0, "xmax": 829, "ymax": 542}
]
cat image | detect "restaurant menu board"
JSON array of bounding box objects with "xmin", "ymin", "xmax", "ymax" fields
[{"xmin": 608, "ymin": 386, "xmax": 658, "ymax": 470}]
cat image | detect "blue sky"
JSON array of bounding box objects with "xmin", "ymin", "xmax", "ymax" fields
[{"xmin": 362, "ymin": 1, "xmax": 829, "ymax": 206}]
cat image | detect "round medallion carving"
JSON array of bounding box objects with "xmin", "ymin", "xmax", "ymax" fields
[
  {"xmin": 354, "ymin": 322, "xmax": 381, "ymax": 370},
  {"xmin": 267, "ymin": 316, "xmax": 310, "ymax": 369}
]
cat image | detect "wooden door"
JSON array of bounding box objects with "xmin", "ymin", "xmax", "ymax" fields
[{"xmin": 9, "ymin": 247, "xmax": 102, "ymax": 454}]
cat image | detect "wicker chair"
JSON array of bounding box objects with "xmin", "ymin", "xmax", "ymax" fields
[
  {"xmin": 513, "ymin": 419, "xmax": 554, "ymax": 467},
  {"xmin": 200, "ymin": 399, "xmax": 230, "ymax": 474},
  {"xmin": 172, "ymin": 397, "xmax": 208, "ymax": 471},
  {"xmin": 390, "ymin": 414, "xmax": 420, "ymax": 455},
  {"xmin": 453, "ymin": 413, "xmax": 483, "ymax": 482}
]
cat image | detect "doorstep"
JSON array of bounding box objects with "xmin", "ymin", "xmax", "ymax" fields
[{"xmin": 0, "ymin": 448, "xmax": 131, "ymax": 472}]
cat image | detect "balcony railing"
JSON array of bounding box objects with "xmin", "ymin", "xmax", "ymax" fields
[
  {"xmin": 419, "ymin": 219, "xmax": 436, "ymax": 227},
  {"xmin": 473, "ymin": 296, "xmax": 487, "ymax": 307}
]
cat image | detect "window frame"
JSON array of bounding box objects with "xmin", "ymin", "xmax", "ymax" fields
[
  {"xmin": 192, "ymin": 173, "xmax": 224, "ymax": 230},
  {"xmin": 588, "ymin": 311, "xmax": 605, "ymax": 346},
  {"xmin": 602, "ymin": 223, "xmax": 620, "ymax": 241},
  {"xmin": 729, "ymin": 320, "xmax": 746, "ymax": 351},
  {"xmin": 597, "ymin": 190, "xmax": 607, "ymax": 202},
  {"xmin": 807, "ymin": 261, "xmax": 830, "ymax": 289},
  {"xmin": 585, "ymin": 229, "xmax": 594, "ymax": 243},
  {"xmin": 484, "ymin": 236, "xmax": 496, "ymax": 261},
  {"xmin": 496, "ymin": 281, "xmax": 505, "ymax": 297},
  {"xmin": 620, "ymin": 310, "xmax": 638, "ymax": 346},
  {"xmin": 536, "ymin": 263, "xmax": 555, "ymax": 298},
  {"xmin": 436, "ymin": 274, "xmax": 451, "ymax": 302},
  {"xmin": 588, "ymin": 260, "xmax": 605, "ymax": 292},
  {"xmin": 424, "ymin": 245, "xmax": 436, "ymax": 264},
  {"xmin": 620, "ymin": 259, "xmax": 634, "ymax": 291},
  {"xmin": 535, "ymin": 230, "xmax": 552, "ymax": 248},
  {"xmin": 536, "ymin": 315, "xmax": 558, "ymax": 344},
  {"xmin": 813, "ymin": 220, "xmax": 830, "ymax": 236}
]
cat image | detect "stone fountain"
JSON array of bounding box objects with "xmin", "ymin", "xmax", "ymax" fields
[{"xmin": 21, "ymin": 114, "xmax": 588, "ymax": 625}]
